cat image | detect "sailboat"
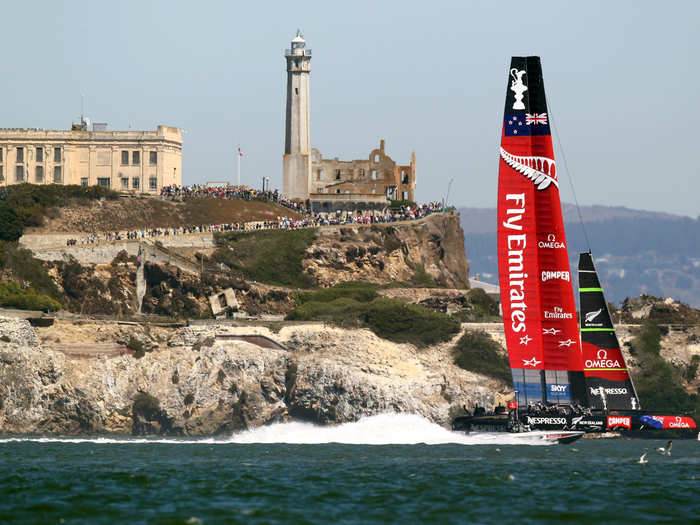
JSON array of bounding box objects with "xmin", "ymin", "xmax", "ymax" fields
[{"xmin": 452, "ymin": 56, "xmax": 697, "ymax": 439}]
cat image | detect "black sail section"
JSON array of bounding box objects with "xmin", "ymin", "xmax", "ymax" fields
[{"xmin": 578, "ymin": 252, "xmax": 641, "ymax": 410}]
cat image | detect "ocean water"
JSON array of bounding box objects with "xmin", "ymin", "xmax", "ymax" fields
[{"xmin": 0, "ymin": 414, "xmax": 697, "ymax": 524}]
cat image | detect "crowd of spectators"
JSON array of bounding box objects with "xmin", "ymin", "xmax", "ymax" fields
[{"xmin": 64, "ymin": 185, "xmax": 449, "ymax": 246}]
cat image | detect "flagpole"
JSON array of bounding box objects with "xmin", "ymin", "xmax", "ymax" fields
[{"xmin": 236, "ymin": 146, "xmax": 241, "ymax": 187}]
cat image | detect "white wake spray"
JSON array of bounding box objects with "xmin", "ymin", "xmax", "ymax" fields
[
  {"xmin": 0, "ymin": 414, "xmax": 552, "ymax": 446},
  {"xmin": 229, "ymin": 413, "xmax": 552, "ymax": 445}
]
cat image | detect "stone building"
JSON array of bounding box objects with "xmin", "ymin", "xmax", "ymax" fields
[
  {"xmin": 0, "ymin": 124, "xmax": 182, "ymax": 193},
  {"xmin": 309, "ymin": 139, "xmax": 416, "ymax": 212},
  {"xmin": 282, "ymin": 31, "xmax": 416, "ymax": 211}
]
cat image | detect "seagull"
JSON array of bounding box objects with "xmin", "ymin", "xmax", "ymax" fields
[
  {"xmin": 638, "ymin": 452, "xmax": 648, "ymax": 464},
  {"xmin": 656, "ymin": 440, "xmax": 672, "ymax": 456}
]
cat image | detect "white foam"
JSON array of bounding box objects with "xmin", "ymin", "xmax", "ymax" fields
[
  {"xmin": 0, "ymin": 414, "xmax": 553, "ymax": 446},
  {"xmin": 229, "ymin": 413, "xmax": 552, "ymax": 445}
]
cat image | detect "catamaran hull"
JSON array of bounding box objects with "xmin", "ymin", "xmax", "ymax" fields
[{"xmin": 452, "ymin": 412, "xmax": 697, "ymax": 438}]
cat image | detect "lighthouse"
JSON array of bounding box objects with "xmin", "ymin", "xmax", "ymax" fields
[{"xmin": 283, "ymin": 30, "xmax": 312, "ymax": 200}]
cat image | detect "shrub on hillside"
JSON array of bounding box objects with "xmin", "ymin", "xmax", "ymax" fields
[
  {"xmin": 212, "ymin": 228, "xmax": 317, "ymax": 288},
  {"xmin": 629, "ymin": 320, "xmax": 700, "ymax": 419},
  {"xmin": 0, "ymin": 242, "xmax": 62, "ymax": 300},
  {"xmin": 294, "ymin": 281, "xmax": 379, "ymax": 305},
  {"xmin": 452, "ymin": 330, "xmax": 511, "ymax": 384},
  {"xmin": 0, "ymin": 281, "xmax": 61, "ymax": 312},
  {"xmin": 451, "ymin": 288, "xmax": 500, "ymax": 323},
  {"xmin": 363, "ymin": 297, "xmax": 459, "ymax": 347},
  {"xmin": 0, "ymin": 184, "xmax": 117, "ymax": 241},
  {"xmin": 286, "ymin": 282, "xmax": 460, "ymax": 347}
]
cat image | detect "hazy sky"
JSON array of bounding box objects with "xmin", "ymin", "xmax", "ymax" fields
[{"xmin": 1, "ymin": 1, "xmax": 697, "ymax": 216}]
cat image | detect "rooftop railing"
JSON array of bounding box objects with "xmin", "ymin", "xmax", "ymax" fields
[{"xmin": 285, "ymin": 49, "xmax": 312, "ymax": 57}]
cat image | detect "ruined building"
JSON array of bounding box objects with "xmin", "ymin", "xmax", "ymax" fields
[{"xmin": 282, "ymin": 31, "xmax": 416, "ymax": 211}]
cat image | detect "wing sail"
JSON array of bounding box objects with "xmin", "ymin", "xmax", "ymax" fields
[{"xmin": 497, "ymin": 57, "xmax": 584, "ymax": 407}]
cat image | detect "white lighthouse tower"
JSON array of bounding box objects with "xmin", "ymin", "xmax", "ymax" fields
[{"xmin": 283, "ymin": 30, "xmax": 312, "ymax": 200}]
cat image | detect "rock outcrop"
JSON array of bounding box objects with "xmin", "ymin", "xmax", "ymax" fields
[
  {"xmin": 0, "ymin": 317, "xmax": 502, "ymax": 436},
  {"xmin": 304, "ymin": 214, "xmax": 469, "ymax": 289}
]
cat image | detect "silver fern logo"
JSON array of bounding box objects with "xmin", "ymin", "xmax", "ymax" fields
[
  {"xmin": 500, "ymin": 147, "xmax": 558, "ymax": 190},
  {"xmin": 585, "ymin": 308, "xmax": 603, "ymax": 324}
]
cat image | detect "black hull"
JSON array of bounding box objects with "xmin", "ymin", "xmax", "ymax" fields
[{"xmin": 452, "ymin": 410, "xmax": 698, "ymax": 438}]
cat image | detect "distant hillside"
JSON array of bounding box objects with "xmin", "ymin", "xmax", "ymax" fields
[{"xmin": 459, "ymin": 204, "xmax": 700, "ymax": 307}]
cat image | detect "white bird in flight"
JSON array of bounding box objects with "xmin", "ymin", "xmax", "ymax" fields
[
  {"xmin": 638, "ymin": 452, "xmax": 648, "ymax": 464},
  {"xmin": 656, "ymin": 440, "xmax": 672, "ymax": 456}
]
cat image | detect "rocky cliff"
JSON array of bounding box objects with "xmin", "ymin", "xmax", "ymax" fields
[
  {"xmin": 0, "ymin": 316, "xmax": 502, "ymax": 436},
  {"xmin": 303, "ymin": 214, "xmax": 469, "ymax": 289}
]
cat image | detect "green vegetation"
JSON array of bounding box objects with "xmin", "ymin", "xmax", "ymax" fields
[
  {"xmin": 0, "ymin": 242, "xmax": 62, "ymax": 299},
  {"xmin": 452, "ymin": 329, "xmax": 511, "ymax": 384},
  {"xmin": 132, "ymin": 392, "xmax": 162, "ymax": 421},
  {"xmin": 451, "ymin": 288, "xmax": 500, "ymax": 322},
  {"xmin": 629, "ymin": 320, "xmax": 700, "ymax": 419},
  {"xmin": 287, "ymin": 281, "xmax": 460, "ymax": 347},
  {"xmin": 0, "ymin": 335, "xmax": 10, "ymax": 343},
  {"xmin": 127, "ymin": 336, "xmax": 146, "ymax": 358},
  {"xmin": 0, "ymin": 185, "xmax": 116, "ymax": 312},
  {"xmin": 685, "ymin": 355, "xmax": 700, "ymax": 383},
  {"xmin": 0, "ymin": 184, "xmax": 117, "ymax": 242},
  {"xmin": 212, "ymin": 228, "xmax": 318, "ymax": 288},
  {"xmin": 0, "ymin": 281, "xmax": 61, "ymax": 312}
]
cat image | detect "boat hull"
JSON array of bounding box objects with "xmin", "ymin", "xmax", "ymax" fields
[{"xmin": 452, "ymin": 411, "xmax": 698, "ymax": 438}]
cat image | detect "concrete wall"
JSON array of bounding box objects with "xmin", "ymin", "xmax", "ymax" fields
[{"xmin": 20, "ymin": 233, "xmax": 214, "ymax": 251}]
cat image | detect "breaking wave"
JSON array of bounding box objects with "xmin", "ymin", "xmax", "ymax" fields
[{"xmin": 0, "ymin": 413, "xmax": 553, "ymax": 446}]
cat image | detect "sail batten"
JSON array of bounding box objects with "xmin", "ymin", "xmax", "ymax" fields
[{"xmin": 497, "ymin": 57, "xmax": 583, "ymax": 407}]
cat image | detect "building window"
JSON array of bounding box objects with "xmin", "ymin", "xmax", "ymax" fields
[
  {"xmin": 36, "ymin": 147, "xmax": 43, "ymax": 163},
  {"xmin": 121, "ymin": 178, "xmax": 129, "ymax": 189},
  {"xmin": 344, "ymin": 190, "xmax": 350, "ymax": 194},
  {"xmin": 36, "ymin": 165, "xmax": 44, "ymax": 183},
  {"xmin": 335, "ymin": 169, "xmax": 341, "ymax": 180},
  {"xmin": 149, "ymin": 177, "xmax": 157, "ymax": 190},
  {"xmin": 317, "ymin": 169, "xmax": 323, "ymax": 181},
  {"xmin": 334, "ymin": 189, "xmax": 340, "ymax": 194},
  {"xmin": 371, "ymin": 170, "xmax": 377, "ymax": 180},
  {"xmin": 81, "ymin": 177, "xmax": 88, "ymax": 187},
  {"xmin": 97, "ymin": 178, "xmax": 110, "ymax": 188},
  {"xmin": 402, "ymin": 191, "xmax": 408, "ymax": 200},
  {"xmin": 53, "ymin": 166, "xmax": 62, "ymax": 183},
  {"xmin": 0, "ymin": 166, "xmax": 4, "ymax": 182},
  {"xmin": 360, "ymin": 168, "xmax": 365, "ymax": 176},
  {"xmin": 15, "ymin": 165, "xmax": 24, "ymax": 182},
  {"xmin": 373, "ymin": 154, "xmax": 380, "ymax": 163},
  {"xmin": 0, "ymin": 148, "xmax": 3, "ymax": 162},
  {"xmin": 149, "ymin": 151, "xmax": 157, "ymax": 165},
  {"xmin": 132, "ymin": 151, "xmax": 140, "ymax": 165},
  {"xmin": 132, "ymin": 177, "xmax": 140, "ymax": 189},
  {"xmin": 121, "ymin": 151, "xmax": 129, "ymax": 165},
  {"xmin": 371, "ymin": 188, "xmax": 376, "ymax": 194},
  {"xmin": 295, "ymin": 87, "xmax": 299, "ymax": 95},
  {"xmin": 16, "ymin": 147, "xmax": 24, "ymax": 163},
  {"xmin": 54, "ymin": 147, "xmax": 61, "ymax": 162}
]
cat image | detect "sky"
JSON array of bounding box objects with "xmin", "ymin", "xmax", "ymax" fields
[{"xmin": 1, "ymin": 0, "xmax": 697, "ymax": 217}]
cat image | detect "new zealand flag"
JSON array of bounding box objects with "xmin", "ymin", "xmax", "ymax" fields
[{"xmin": 504, "ymin": 113, "xmax": 551, "ymax": 137}]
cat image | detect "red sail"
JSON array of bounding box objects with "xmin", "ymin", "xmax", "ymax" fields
[{"xmin": 497, "ymin": 57, "xmax": 583, "ymax": 405}]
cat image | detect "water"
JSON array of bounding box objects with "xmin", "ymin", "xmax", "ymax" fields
[{"xmin": 0, "ymin": 414, "xmax": 697, "ymax": 524}]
